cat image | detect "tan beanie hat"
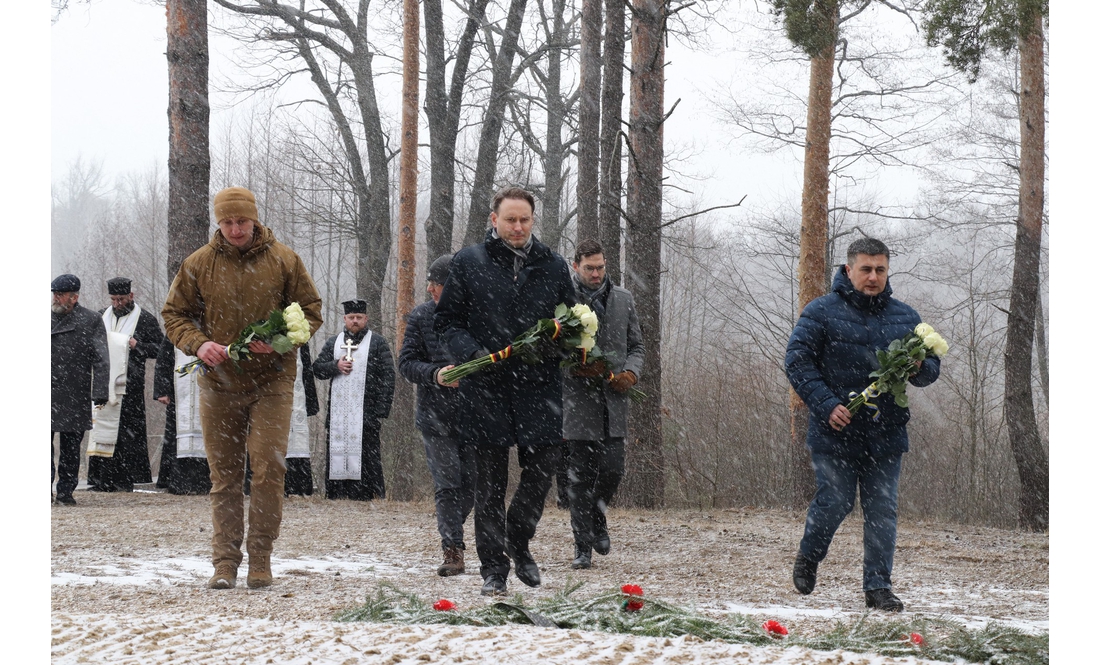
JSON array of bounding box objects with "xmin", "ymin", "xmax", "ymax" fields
[{"xmin": 213, "ymin": 186, "xmax": 259, "ymax": 223}]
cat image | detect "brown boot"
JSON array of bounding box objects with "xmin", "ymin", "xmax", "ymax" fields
[
  {"xmin": 207, "ymin": 562, "xmax": 238, "ymax": 590},
  {"xmin": 437, "ymin": 545, "xmax": 465, "ymax": 577},
  {"xmin": 247, "ymin": 555, "xmax": 273, "ymax": 588}
]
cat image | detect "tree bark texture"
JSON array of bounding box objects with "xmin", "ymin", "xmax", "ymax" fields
[
  {"xmin": 537, "ymin": 0, "xmax": 568, "ymax": 254},
  {"xmin": 387, "ymin": 0, "xmax": 422, "ymax": 502},
  {"xmin": 463, "ymin": 0, "xmax": 530, "ymax": 247},
  {"xmin": 576, "ymin": 0, "xmax": 603, "ymax": 244},
  {"xmin": 423, "ymin": 0, "xmax": 490, "ymax": 259},
  {"xmin": 620, "ymin": 0, "xmax": 665, "ymax": 509},
  {"xmin": 1004, "ymin": 11, "xmax": 1047, "ymax": 531},
  {"xmin": 599, "ymin": 0, "xmax": 625, "ymax": 282},
  {"xmin": 789, "ymin": 22, "xmax": 837, "ymax": 507},
  {"xmin": 166, "ymin": 0, "xmax": 211, "ymax": 279}
]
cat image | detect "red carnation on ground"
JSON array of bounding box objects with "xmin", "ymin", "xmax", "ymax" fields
[
  {"xmin": 762, "ymin": 620, "xmax": 789, "ymax": 638},
  {"xmin": 908, "ymin": 632, "xmax": 923, "ymax": 647},
  {"xmin": 432, "ymin": 599, "xmax": 456, "ymax": 611},
  {"xmin": 621, "ymin": 584, "xmax": 645, "ymax": 612}
]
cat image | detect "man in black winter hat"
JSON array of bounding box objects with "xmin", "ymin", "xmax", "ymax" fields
[
  {"xmin": 87, "ymin": 277, "xmax": 164, "ymax": 492},
  {"xmin": 51, "ymin": 274, "xmax": 109, "ymax": 505}
]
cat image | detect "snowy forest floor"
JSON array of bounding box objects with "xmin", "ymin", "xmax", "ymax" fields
[{"xmin": 51, "ymin": 490, "xmax": 1048, "ymax": 664}]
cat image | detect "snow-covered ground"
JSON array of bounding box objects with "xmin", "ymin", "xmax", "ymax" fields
[{"xmin": 51, "ymin": 491, "xmax": 1048, "ymax": 664}]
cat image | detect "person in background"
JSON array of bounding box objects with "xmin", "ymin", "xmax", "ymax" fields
[
  {"xmin": 398, "ymin": 254, "xmax": 476, "ymax": 576},
  {"xmin": 51, "ymin": 273, "xmax": 109, "ymax": 506},
  {"xmin": 312, "ymin": 299, "xmax": 395, "ymax": 501},
  {"xmin": 561, "ymin": 239, "xmax": 644, "ymax": 570}
]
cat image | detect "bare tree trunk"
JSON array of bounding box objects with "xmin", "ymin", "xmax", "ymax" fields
[
  {"xmin": 539, "ymin": 0, "xmax": 568, "ymax": 253},
  {"xmin": 576, "ymin": 0, "xmax": 602, "ymax": 243},
  {"xmin": 788, "ymin": 21, "xmax": 836, "ymax": 508},
  {"xmin": 463, "ymin": 0, "xmax": 529, "ymax": 247},
  {"xmin": 620, "ymin": 0, "xmax": 665, "ymax": 509},
  {"xmin": 599, "ymin": 0, "xmax": 625, "ymax": 282},
  {"xmin": 166, "ymin": 0, "xmax": 210, "ymax": 279},
  {"xmin": 1004, "ymin": 12, "xmax": 1047, "ymax": 531},
  {"xmin": 424, "ymin": 0, "xmax": 490, "ymax": 258},
  {"xmin": 387, "ymin": 0, "xmax": 422, "ymax": 502},
  {"xmin": 1034, "ymin": 284, "xmax": 1048, "ymax": 410}
]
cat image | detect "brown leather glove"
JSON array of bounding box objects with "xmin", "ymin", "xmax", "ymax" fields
[
  {"xmin": 609, "ymin": 370, "xmax": 637, "ymax": 393},
  {"xmin": 572, "ymin": 359, "xmax": 608, "ymax": 378}
]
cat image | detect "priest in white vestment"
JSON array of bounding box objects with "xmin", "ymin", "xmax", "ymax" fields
[
  {"xmin": 87, "ymin": 277, "xmax": 164, "ymax": 492},
  {"xmin": 313, "ymin": 299, "xmax": 395, "ymax": 500}
]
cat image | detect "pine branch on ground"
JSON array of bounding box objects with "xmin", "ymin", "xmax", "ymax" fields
[{"xmin": 336, "ymin": 581, "xmax": 1047, "ymax": 665}]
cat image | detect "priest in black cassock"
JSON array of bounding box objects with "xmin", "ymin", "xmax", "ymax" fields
[
  {"xmin": 313, "ymin": 299, "xmax": 395, "ymax": 500},
  {"xmin": 87, "ymin": 277, "xmax": 164, "ymax": 492},
  {"xmin": 152, "ymin": 337, "xmax": 211, "ymax": 495}
]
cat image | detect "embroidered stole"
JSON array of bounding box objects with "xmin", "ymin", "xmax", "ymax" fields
[
  {"xmin": 173, "ymin": 348, "xmax": 206, "ymax": 459},
  {"xmin": 287, "ymin": 351, "xmax": 310, "ymax": 459},
  {"xmin": 88, "ymin": 306, "xmax": 141, "ymax": 457},
  {"xmin": 327, "ymin": 331, "xmax": 372, "ymax": 480}
]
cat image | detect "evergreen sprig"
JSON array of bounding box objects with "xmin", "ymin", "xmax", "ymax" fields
[{"xmin": 337, "ymin": 582, "xmax": 1048, "ymax": 664}]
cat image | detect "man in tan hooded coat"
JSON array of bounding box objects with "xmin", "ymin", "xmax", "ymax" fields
[{"xmin": 162, "ymin": 186, "xmax": 323, "ymax": 590}]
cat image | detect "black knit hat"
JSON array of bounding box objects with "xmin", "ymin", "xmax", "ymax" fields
[{"xmin": 427, "ymin": 254, "xmax": 452, "ymax": 284}]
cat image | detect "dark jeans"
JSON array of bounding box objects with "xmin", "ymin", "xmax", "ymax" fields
[
  {"xmin": 52, "ymin": 432, "xmax": 83, "ymax": 498},
  {"xmin": 566, "ymin": 437, "xmax": 625, "ymax": 547},
  {"xmin": 423, "ymin": 433, "xmax": 477, "ymax": 549},
  {"xmin": 799, "ymin": 451, "xmax": 903, "ymax": 591},
  {"xmin": 475, "ymin": 443, "xmax": 561, "ymax": 579}
]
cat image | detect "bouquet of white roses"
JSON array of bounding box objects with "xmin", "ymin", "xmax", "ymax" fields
[
  {"xmin": 440, "ymin": 303, "xmax": 599, "ymax": 383},
  {"xmin": 843, "ymin": 322, "xmax": 948, "ymax": 419},
  {"xmin": 177, "ymin": 302, "xmax": 313, "ymax": 375}
]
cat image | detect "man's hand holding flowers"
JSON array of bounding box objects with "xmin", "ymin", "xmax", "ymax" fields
[
  {"xmin": 608, "ymin": 370, "xmax": 637, "ymax": 393},
  {"xmin": 839, "ymin": 322, "xmax": 948, "ymax": 427},
  {"xmin": 180, "ymin": 302, "xmax": 314, "ymax": 375}
]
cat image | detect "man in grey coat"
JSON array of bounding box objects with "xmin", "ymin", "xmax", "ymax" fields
[
  {"xmin": 51, "ymin": 274, "xmax": 109, "ymax": 505},
  {"xmin": 562, "ymin": 240, "xmax": 645, "ymax": 569}
]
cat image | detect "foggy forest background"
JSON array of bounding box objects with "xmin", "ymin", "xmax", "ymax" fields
[{"xmin": 50, "ymin": 1, "xmax": 1048, "ymax": 530}]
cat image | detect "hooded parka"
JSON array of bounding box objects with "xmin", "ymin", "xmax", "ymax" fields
[{"xmin": 785, "ymin": 266, "xmax": 941, "ymax": 459}]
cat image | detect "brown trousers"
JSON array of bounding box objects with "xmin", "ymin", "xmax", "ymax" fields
[{"xmin": 200, "ymin": 377, "xmax": 293, "ymax": 567}]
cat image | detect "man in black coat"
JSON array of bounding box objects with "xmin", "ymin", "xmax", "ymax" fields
[
  {"xmin": 88, "ymin": 277, "xmax": 164, "ymax": 492},
  {"xmin": 398, "ymin": 254, "xmax": 476, "ymax": 577},
  {"xmin": 313, "ymin": 299, "xmax": 395, "ymax": 501},
  {"xmin": 434, "ymin": 187, "xmax": 576, "ymax": 596},
  {"xmin": 51, "ymin": 274, "xmax": 109, "ymax": 505}
]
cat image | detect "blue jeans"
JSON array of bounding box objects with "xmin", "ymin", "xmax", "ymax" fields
[
  {"xmin": 423, "ymin": 433, "xmax": 477, "ymax": 549},
  {"xmin": 799, "ymin": 452, "xmax": 902, "ymax": 591}
]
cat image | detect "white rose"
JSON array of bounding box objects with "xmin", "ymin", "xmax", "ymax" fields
[
  {"xmin": 927, "ymin": 333, "xmax": 949, "ymax": 357},
  {"xmin": 914, "ymin": 323, "xmax": 934, "ymax": 340},
  {"xmin": 578, "ymin": 334, "xmax": 596, "ymax": 351},
  {"xmin": 579, "ymin": 310, "xmax": 599, "ymax": 336}
]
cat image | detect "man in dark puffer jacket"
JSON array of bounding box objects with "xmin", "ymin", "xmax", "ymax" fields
[{"xmin": 785, "ymin": 237, "xmax": 941, "ymax": 613}]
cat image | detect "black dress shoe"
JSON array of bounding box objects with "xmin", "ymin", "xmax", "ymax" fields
[
  {"xmin": 56, "ymin": 494, "xmax": 77, "ymax": 505},
  {"xmin": 593, "ymin": 528, "xmax": 611, "ymax": 556},
  {"xmin": 571, "ymin": 544, "xmax": 592, "ymax": 570},
  {"xmin": 511, "ymin": 551, "xmax": 541, "ymax": 587},
  {"xmin": 793, "ymin": 553, "xmax": 818, "ymax": 595},
  {"xmin": 865, "ymin": 588, "xmax": 904, "ymax": 612},
  {"xmin": 481, "ymin": 574, "xmax": 507, "ymax": 596}
]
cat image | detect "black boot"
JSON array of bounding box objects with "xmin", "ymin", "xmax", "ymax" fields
[
  {"xmin": 571, "ymin": 544, "xmax": 592, "ymax": 570},
  {"xmin": 507, "ymin": 542, "xmax": 541, "ymax": 588},
  {"xmin": 793, "ymin": 553, "xmax": 818, "ymax": 595},
  {"xmin": 481, "ymin": 574, "xmax": 507, "ymax": 596},
  {"xmin": 865, "ymin": 588, "xmax": 904, "ymax": 612}
]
